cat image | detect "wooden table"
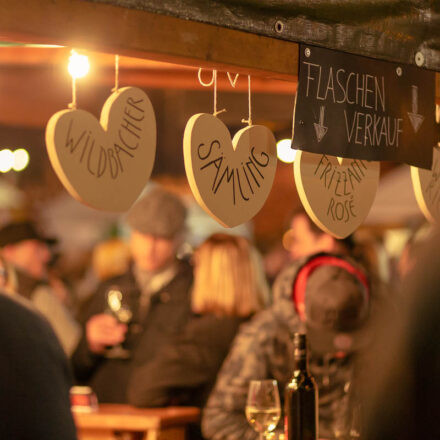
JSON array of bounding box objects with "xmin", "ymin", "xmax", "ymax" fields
[{"xmin": 74, "ymin": 404, "xmax": 200, "ymax": 440}]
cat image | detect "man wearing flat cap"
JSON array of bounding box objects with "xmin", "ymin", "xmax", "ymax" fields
[
  {"xmin": 72, "ymin": 187, "xmax": 193, "ymax": 404},
  {"xmin": 203, "ymin": 252, "xmax": 389, "ymax": 440},
  {"xmin": 0, "ymin": 220, "xmax": 80, "ymax": 355}
]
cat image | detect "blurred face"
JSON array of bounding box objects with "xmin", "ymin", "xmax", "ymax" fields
[
  {"xmin": 4, "ymin": 239, "xmax": 50, "ymax": 279},
  {"xmin": 130, "ymin": 231, "xmax": 177, "ymax": 273},
  {"xmin": 284, "ymin": 214, "xmax": 334, "ymax": 261}
]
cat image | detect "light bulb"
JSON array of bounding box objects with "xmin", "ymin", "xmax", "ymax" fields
[
  {"xmin": 276, "ymin": 138, "xmax": 297, "ymax": 163},
  {"xmin": 0, "ymin": 149, "xmax": 14, "ymax": 173},
  {"xmin": 68, "ymin": 51, "xmax": 90, "ymax": 79},
  {"xmin": 13, "ymin": 149, "xmax": 30, "ymax": 172}
]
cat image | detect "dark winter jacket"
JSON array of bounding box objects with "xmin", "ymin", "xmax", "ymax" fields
[
  {"xmin": 202, "ymin": 256, "xmax": 388, "ymax": 440},
  {"xmin": 0, "ymin": 292, "xmax": 77, "ymax": 440},
  {"xmin": 71, "ymin": 260, "xmax": 193, "ymax": 403},
  {"xmin": 127, "ymin": 314, "xmax": 247, "ymax": 408}
]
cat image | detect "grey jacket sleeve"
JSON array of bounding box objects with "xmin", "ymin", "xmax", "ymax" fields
[
  {"xmin": 32, "ymin": 285, "xmax": 81, "ymax": 356},
  {"xmin": 202, "ymin": 314, "xmax": 271, "ymax": 440}
]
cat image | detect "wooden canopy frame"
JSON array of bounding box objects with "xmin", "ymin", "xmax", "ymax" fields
[
  {"xmin": 0, "ymin": 0, "xmax": 439, "ymax": 99},
  {"xmin": 0, "ymin": 0, "xmax": 297, "ymax": 81},
  {"xmin": 0, "ymin": 0, "xmax": 437, "ymax": 100}
]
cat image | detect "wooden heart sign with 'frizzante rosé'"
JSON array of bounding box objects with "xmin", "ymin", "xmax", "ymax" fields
[
  {"xmin": 294, "ymin": 151, "xmax": 380, "ymax": 238},
  {"xmin": 184, "ymin": 113, "xmax": 277, "ymax": 227},
  {"xmin": 46, "ymin": 87, "xmax": 156, "ymax": 212}
]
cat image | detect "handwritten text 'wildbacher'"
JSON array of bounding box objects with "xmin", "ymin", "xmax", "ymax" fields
[{"xmin": 64, "ymin": 97, "xmax": 145, "ymax": 179}]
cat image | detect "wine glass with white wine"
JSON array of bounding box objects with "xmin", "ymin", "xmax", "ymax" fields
[
  {"xmin": 246, "ymin": 380, "xmax": 281, "ymax": 440},
  {"xmin": 104, "ymin": 285, "xmax": 133, "ymax": 359}
]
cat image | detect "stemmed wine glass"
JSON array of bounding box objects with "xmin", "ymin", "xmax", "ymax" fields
[
  {"xmin": 246, "ymin": 380, "xmax": 281, "ymax": 440},
  {"xmin": 104, "ymin": 285, "xmax": 132, "ymax": 359}
]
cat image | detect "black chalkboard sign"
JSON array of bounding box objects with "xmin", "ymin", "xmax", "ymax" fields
[{"xmin": 292, "ymin": 45, "xmax": 438, "ymax": 169}]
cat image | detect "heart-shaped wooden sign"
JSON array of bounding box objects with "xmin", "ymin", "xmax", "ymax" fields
[
  {"xmin": 294, "ymin": 151, "xmax": 380, "ymax": 238},
  {"xmin": 411, "ymin": 146, "xmax": 440, "ymax": 223},
  {"xmin": 184, "ymin": 113, "xmax": 277, "ymax": 227},
  {"xmin": 46, "ymin": 87, "xmax": 156, "ymax": 212}
]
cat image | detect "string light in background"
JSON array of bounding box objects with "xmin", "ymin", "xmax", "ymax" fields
[
  {"xmin": 13, "ymin": 149, "xmax": 30, "ymax": 171},
  {"xmin": 68, "ymin": 50, "xmax": 90, "ymax": 79},
  {"xmin": 0, "ymin": 148, "xmax": 30, "ymax": 173},
  {"xmin": 276, "ymin": 138, "xmax": 297, "ymax": 163}
]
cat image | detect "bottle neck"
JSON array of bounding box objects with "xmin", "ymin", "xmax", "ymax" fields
[
  {"xmin": 292, "ymin": 334, "xmax": 309, "ymax": 373},
  {"xmin": 293, "ymin": 355, "xmax": 308, "ymax": 373}
]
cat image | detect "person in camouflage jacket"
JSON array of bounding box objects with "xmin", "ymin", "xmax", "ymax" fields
[{"xmin": 202, "ymin": 253, "xmax": 385, "ymax": 440}]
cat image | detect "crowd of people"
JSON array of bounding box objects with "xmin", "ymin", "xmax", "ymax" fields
[{"xmin": 0, "ymin": 184, "xmax": 437, "ymax": 439}]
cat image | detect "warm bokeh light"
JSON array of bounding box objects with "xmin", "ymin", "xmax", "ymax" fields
[
  {"xmin": 276, "ymin": 138, "xmax": 297, "ymax": 163},
  {"xmin": 13, "ymin": 148, "xmax": 30, "ymax": 171},
  {"xmin": 0, "ymin": 149, "xmax": 14, "ymax": 173},
  {"xmin": 68, "ymin": 51, "xmax": 90, "ymax": 79}
]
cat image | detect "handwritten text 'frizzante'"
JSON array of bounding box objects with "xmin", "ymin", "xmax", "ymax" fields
[{"xmin": 314, "ymin": 154, "xmax": 368, "ymax": 223}]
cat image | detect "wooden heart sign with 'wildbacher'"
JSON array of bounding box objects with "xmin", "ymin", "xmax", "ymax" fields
[
  {"xmin": 411, "ymin": 146, "xmax": 440, "ymax": 223},
  {"xmin": 46, "ymin": 87, "xmax": 156, "ymax": 212},
  {"xmin": 184, "ymin": 113, "xmax": 277, "ymax": 227},
  {"xmin": 294, "ymin": 151, "xmax": 380, "ymax": 238}
]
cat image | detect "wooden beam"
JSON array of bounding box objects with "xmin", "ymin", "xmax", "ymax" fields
[
  {"xmin": 0, "ymin": 64, "xmax": 296, "ymax": 128},
  {"xmin": 0, "ymin": 0, "xmax": 298, "ymax": 82},
  {"xmin": 0, "ymin": 46, "xmax": 295, "ymax": 94}
]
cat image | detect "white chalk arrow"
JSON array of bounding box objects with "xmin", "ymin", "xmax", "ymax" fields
[
  {"xmin": 407, "ymin": 85, "xmax": 425, "ymax": 133},
  {"xmin": 313, "ymin": 105, "xmax": 328, "ymax": 142}
]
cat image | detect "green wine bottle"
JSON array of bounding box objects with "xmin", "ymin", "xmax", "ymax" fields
[{"xmin": 284, "ymin": 333, "xmax": 318, "ymax": 440}]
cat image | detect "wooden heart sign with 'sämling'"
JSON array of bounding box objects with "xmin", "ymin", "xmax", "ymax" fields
[
  {"xmin": 294, "ymin": 151, "xmax": 380, "ymax": 238},
  {"xmin": 411, "ymin": 146, "xmax": 440, "ymax": 223},
  {"xmin": 184, "ymin": 113, "xmax": 277, "ymax": 227},
  {"xmin": 46, "ymin": 87, "xmax": 156, "ymax": 212}
]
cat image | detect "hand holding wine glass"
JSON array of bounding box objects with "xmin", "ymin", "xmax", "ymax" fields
[
  {"xmin": 246, "ymin": 380, "xmax": 281, "ymax": 440},
  {"xmin": 85, "ymin": 314, "xmax": 126, "ymax": 354}
]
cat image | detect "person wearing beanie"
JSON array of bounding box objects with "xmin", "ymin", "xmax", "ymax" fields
[
  {"xmin": 202, "ymin": 252, "xmax": 390, "ymax": 440},
  {"xmin": 71, "ymin": 186, "xmax": 193, "ymax": 403}
]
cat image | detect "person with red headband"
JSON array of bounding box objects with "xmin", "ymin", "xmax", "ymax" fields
[{"xmin": 202, "ymin": 252, "xmax": 386, "ymax": 440}]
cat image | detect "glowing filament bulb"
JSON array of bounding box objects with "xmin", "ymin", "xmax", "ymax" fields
[{"xmin": 68, "ymin": 51, "xmax": 90, "ymax": 79}]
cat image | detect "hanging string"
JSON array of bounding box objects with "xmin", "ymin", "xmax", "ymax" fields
[
  {"xmin": 291, "ymin": 93, "xmax": 296, "ymax": 140},
  {"xmin": 68, "ymin": 76, "xmax": 77, "ymax": 109},
  {"xmin": 112, "ymin": 54, "xmax": 120, "ymax": 93},
  {"xmin": 289, "ymin": 91, "xmax": 306, "ymax": 151},
  {"xmin": 241, "ymin": 75, "xmax": 252, "ymax": 126},
  {"xmin": 213, "ymin": 71, "xmax": 226, "ymax": 116},
  {"xmin": 197, "ymin": 68, "xmax": 226, "ymax": 116},
  {"xmin": 67, "ymin": 49, "xmax": 77, "ymax": 109}
]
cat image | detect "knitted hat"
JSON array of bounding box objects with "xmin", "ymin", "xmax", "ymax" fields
[
  {"xmin": 125, "ymin": 187, "xmax": 186, "ymax": 239},
  {"xmin": 0, "ymin": 221, "xmax": 57, "ymax": 247},
  {"xmin": 292, "ymin": 254, "xmax": 370, "ymax": 353}
]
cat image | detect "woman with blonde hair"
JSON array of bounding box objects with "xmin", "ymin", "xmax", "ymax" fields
[{"xmin": 127, "ymin": 233, "xmax": 269, "ymax": 409}]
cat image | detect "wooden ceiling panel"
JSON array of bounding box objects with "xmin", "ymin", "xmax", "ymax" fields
[{"xmin": 0, "ymin": 47, "xmax": 295, "ymax": 128}]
